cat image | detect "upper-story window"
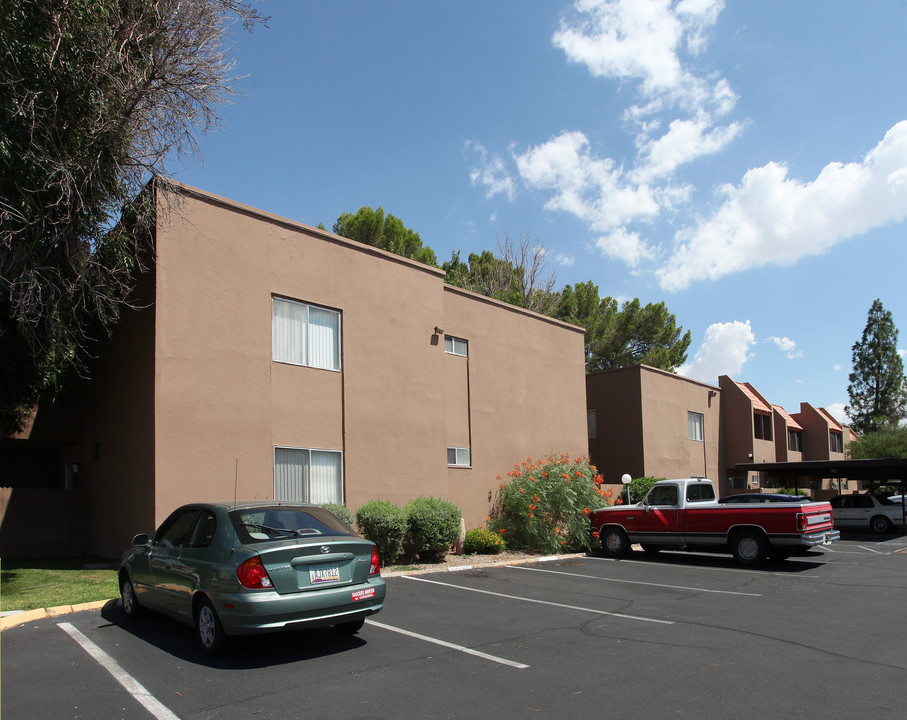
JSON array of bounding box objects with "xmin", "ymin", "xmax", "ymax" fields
[
  {"xmin": 444, "ymin": 335, "xmax": 468, "ymax": 357},
  {"xmin": 788, "ymin": 429, "xmax": 803, "ymax": 452},
  {"xmin": 688, "ymin": 411, "xmax": 704, "ymax": 441},
  {"xmin": 829, "ymin": 431, "xmax": 844, "ymax": 453},
  {"xmin": 753, "ymin": 413, "xmax": 773, "ymax": 441},
  {"xmin": 272, "ymin": 297, "xmax": 341, "ymax": 371}
]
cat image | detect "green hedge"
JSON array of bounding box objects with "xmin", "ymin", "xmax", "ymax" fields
[
  {"xmin": 355, "ymin": 500, "xmax": 408, "ymax": 566},
  {"xmin": 322, "ymin": 503, "xmax": 355, "ymax": 529},
  {"xmin": 405, "ymin": 497, "xmax": 462, "ymax": 561}
]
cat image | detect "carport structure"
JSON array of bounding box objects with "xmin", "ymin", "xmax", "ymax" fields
[{"xmin": 735, "ymin": 457, "xmax": 907, "ymax": 489}]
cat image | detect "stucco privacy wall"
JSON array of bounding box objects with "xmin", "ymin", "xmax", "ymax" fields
[{"xmin": 148, "ymin": 183, "xmax": 587, "ymax": 541}]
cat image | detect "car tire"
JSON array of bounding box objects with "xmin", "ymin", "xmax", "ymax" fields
[
  {"xmin": 195, "ymin": 597, "xmax": 230, "ymax": 657},
  {"xmin": 120, "ymin": 573, "xmax": 144, "ymax": 619},
  {"xmin": 731, "ymin": 531, "xmax": 768, "ymax": 566},
  {"xmin": 600, "ymin": 527, "xmax": 630, "ymax": 558},
  {"xmin": 335, "ymin": 618, "xmax": 365, "ymax": 635},
  {"xmin": 870, "ymin": 515, "xmax": 893, "ymax": 534}
]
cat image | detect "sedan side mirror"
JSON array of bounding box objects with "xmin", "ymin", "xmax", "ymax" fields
[{"xmin": 131, "ymin": 533, "xmax": 150, "ymax": 546}]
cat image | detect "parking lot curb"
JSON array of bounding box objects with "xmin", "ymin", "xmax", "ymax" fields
[{"xmin": 1, "ymin": 599, "xmax": 112, "ymax": 632}]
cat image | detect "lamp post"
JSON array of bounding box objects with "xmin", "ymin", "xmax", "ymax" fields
[{"xmin": 621, "ymin": 473, "xmax": 632, "ymax": 506}]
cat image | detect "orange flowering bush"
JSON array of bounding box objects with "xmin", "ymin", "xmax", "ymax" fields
[{"xmin": 488, "ymin": 453, "xmax": 614, "ymax": 553}]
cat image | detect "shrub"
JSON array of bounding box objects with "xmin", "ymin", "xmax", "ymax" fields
[
  {"xmin": 322, "ymin": 503, "xmax": 355, "ymax": 529},
  {"xmin": 356, "ymin": 500, "xmax": 408, "ymax": 566},
  {"xmin": 405, "ymin": 497, "xmax": 462, "ymax": 561},
  {"xmin": 489, "ymin": 453, "xmax": 614, "ymax": 554},
  {"xmin": 463, "ymin": 527, "xmax": 505, "ymax": 555},
  {"xmin": 627, "ymin": 476, "xmax": 663, "ymax": 504}
]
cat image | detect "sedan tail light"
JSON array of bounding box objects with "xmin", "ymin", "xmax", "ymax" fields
[
  {"xmin": 237, "ymin": 555, "xmax": 274, "ymax": 589},
  {"xmin": 368, "ymin": 547, "xmax": 381, "ymax": 576}
]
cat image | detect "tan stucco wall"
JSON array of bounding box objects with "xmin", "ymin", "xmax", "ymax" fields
[
  {"xmin": 586, "ymin": 365, "xmax": 720, "ymax": 486},
  {"xmin": 142, "ymin": 185, "xmax": 587, "ymax": 536}
]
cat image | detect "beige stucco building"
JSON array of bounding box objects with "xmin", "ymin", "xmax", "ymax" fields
[
  {"xmin": 586, "ymin": 365, "xmax": 721, "ymax": 489},
  {"xmin": 1, "ymin": 182, "xmax": 588, "ymax": 559}
]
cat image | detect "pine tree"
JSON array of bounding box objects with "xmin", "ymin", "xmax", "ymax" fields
[{"xmin": 846, "ymin": 299, "xmax": 907, "ymax": 434}]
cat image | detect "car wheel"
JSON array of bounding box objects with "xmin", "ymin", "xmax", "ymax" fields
[
  {"xmin": 335, "ymin": 618, "xmax": 365, "ymax": 635},
  {"xmin": 120, "ymin": 573, "xmax": 144, "ymax": 619},
  {"xmin": 731, "ymin": 531, "xmax": 768, "ymax": 566},
  {"xmin": 601, "ymin": 527, "xmax": 630, "ymax": 558},
  {"xmin": 195, "ymin": 597, "xmax": 230, "ymax": 657},
  {"xmin": 870, "ymin": 515, "xmax": 893, "ymax": 534}
]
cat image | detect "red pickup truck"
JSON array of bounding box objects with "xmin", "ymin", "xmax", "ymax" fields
[{"xmin": 591, "ymin": 478, "xmax": 839, "ymax": 566}]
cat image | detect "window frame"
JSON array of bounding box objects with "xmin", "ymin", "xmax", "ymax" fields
[
  {"xmin": 587, "ymin": 409, "xmax": 598, "ymax": 439},
  {"xmin": 274, "ymin": 446, "xmax": 344, "ymax": 505},
  {"xmin": 272, "ymin": 296, "xmax": 341, "ymax": 371},
  {"xmin": 447, "ymin": 446, "xmax": 471, "ymax": 467},
  {"xmin": 444, "ymin": 335, "xmax": 468, "ymax": 357}
]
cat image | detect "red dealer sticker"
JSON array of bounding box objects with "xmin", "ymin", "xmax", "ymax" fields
[{"xmin": 352, "ymin": 588, "xmax": 376, "ymax": 602}]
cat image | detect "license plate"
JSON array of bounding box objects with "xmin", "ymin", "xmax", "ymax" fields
[{"xmin": 310, "ymin": 563, "xmax": 340, "ymax": 584}]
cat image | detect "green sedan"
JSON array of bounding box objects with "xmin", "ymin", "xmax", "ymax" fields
[{"xmin": 119, "ymin": 501, "xmax": 386, "ymax": 656}]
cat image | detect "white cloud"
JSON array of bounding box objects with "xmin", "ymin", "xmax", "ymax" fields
[
  {"xmin": 833, "ymin": 364, "xmax": 843, "ymax": 371},
  {"xmin": 825, "ymin": 403, "xmax": 851, "ymax": 425},
  {"xmin": 677, "ymin": 319, "xmax": 755, "ymax": 382},
  {"xmin": 466, "ymin": 141, "xmax": 515, "ymax": 201},
  {"xmin": 553, "ymin": 251, "xmax": 576, "ymax": 267},
  {"xmin": 767, "ymin": 336, "xmax": 802, "ymax": 360},
  {"xmin": 657, "ymin": 121, "xmax": 907, "ymax": 290}
]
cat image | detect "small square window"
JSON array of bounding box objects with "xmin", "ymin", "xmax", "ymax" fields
[
  {"xmin": 447, "ymin": 447, "xmax": 470, "ymax": 466},
  {"xmin": 444, "ymin": 335, "xmax": 468, "ymax": 357}
]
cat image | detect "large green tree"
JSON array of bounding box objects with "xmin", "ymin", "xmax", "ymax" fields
[
  {"xmin": 848, "ymin": 426, "xmax": 907, "ymax": 460},
  {"xmin": 555, "ymin": 282, "xmax": 691, "ymax": 372},
  {"xmin": 332, "ymin": 206, "xmax": 438, "ymax": 267},
  {"xmin": 846, "ymin": 299, "xmax": 907, "ymax": 434},
  {"xmin": 0, "ymin": 0, "xmax": 263, "ymax": 428}
]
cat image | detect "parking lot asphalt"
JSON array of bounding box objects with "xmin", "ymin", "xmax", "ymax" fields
[{"xmin": 4, "ymin": 535, "xmax": 907, "ymax": 719}]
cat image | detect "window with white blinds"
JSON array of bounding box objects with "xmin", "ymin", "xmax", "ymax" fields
[
  {"xmin": 274, "ymin": 447, "xmax": 343, "ymax": 505},
  {"xmin": 272, "ymin": 297, "xmax": 340, "ymax": 370}
]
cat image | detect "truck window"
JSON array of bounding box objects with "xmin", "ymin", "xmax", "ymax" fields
[
  {"xmin": 648, "ymin": 485, "xmax": 678, "ymax": 506},
  {"xmin": 687, "ymin": 483, "xmax": 716, "ymax": 503}
]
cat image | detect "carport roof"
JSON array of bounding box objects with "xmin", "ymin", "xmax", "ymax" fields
[{"xmin": 735, "ymin": 457, "xmax": 907, "ymax": 481}]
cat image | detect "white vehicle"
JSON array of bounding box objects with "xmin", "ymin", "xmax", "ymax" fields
[{"xmin": 828, "ymin": 494, "xmax": 907, "ymax": 534}]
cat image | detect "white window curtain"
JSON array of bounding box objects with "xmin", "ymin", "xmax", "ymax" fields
[
  {"xmin": 688, "ymin": 412, "xmax": 704, "ymax": 442},
  {"xmin": 272, "ymin": 298, "xmax": 306, "ymax": 365},
  {"xmin": 274, "ymin": 447, "xmax": 343, "ymax": 504},
  {"xmin": 308, "ymin": 307, "xmax": 340, "ymax": 371}
]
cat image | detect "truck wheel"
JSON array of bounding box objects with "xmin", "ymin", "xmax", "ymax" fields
[
  {"xmin": 732, "ymin": 531, "xmax": 768, "ymax": 566},
  {"xmin": 601, "ymin": 527, "xmax": 630, "ymax": 558},
  {"xmin": 870, "ymin": 515, "xmax": 893, "ymax": 534}
]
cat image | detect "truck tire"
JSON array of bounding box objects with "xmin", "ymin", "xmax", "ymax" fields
[
  {"xmin": 601, "ymin": 527, "xmax": 630, "ymax": 558},
  {"xmin": 731, "ymin": 530, "xmax": 768, "ymax": 566},
  {"xmin": 870, "ymin": 515, "xmax": 893, "ymax": 534}
]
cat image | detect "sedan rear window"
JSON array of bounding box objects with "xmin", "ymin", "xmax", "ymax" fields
[{"xmin": 230, "ymin": 506, "xmax": 356, "ymax": 543}]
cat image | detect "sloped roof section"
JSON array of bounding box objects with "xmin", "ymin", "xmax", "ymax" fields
[
  {"xmin": 737, "ymin": 382, "xmax": 772, "ymax": 415},
  {"xmin": 773, "ymin": 404, "xmax": 803, "ymax": 431},
  {"xmin": 816, "ymin": 407, "xmax": 843, "ymax": 431}
]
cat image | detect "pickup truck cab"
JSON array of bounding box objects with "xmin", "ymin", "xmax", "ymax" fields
[{"xmin": 591, "ymin": 478, "xmax": 839, "ymax": 566}]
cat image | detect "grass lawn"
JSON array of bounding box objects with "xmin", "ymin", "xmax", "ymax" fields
[{"xmin": 1, "ymin": 557, "xmax": 119, "ymax": 612}]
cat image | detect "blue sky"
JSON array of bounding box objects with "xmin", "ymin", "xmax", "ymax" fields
[{"xmin": 174, "ymin": 0, "xmax": 907, "ymax": 424}]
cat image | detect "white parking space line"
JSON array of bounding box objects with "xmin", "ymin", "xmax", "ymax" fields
[
  {"xmin": 401, "ymin": 575, "xmax": 672, "ymax": 624},
  {"xmin": 366, "ymin": 620, "xmax": 529, "ymax": 669},
  {"xmin": 58, "ymin": 623, "xmax": 180, "ymax": 720},
  {"xmin": 507, "ymin": 564, "xmax": 761, "ymax": 596},
  {"xmin": 586, "ymin": 554, "xmax": 821, "ymax": 578}
]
